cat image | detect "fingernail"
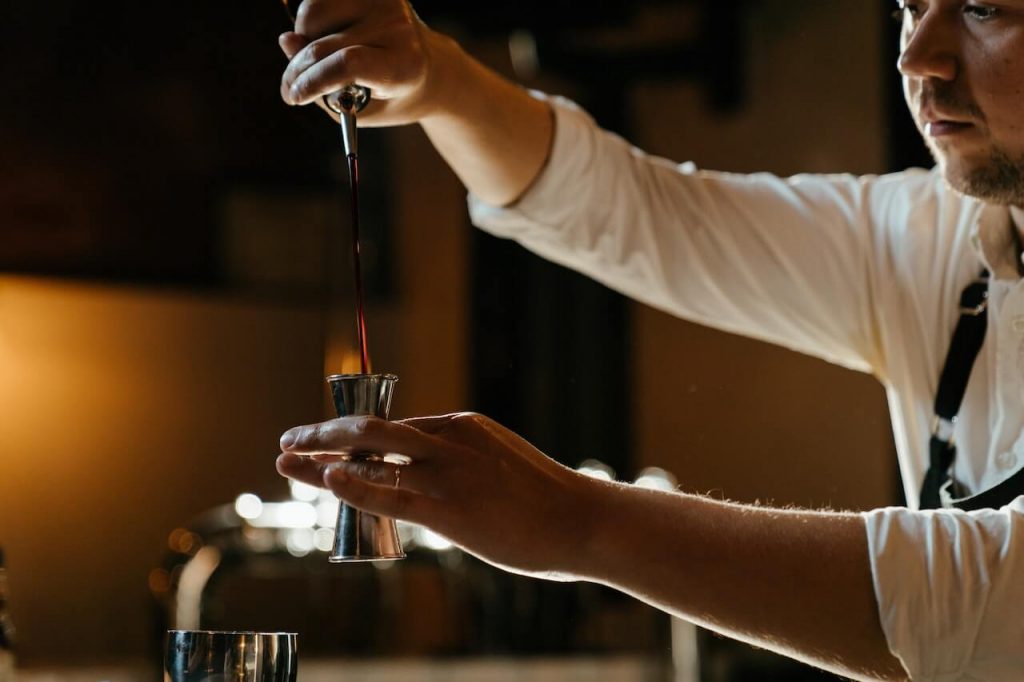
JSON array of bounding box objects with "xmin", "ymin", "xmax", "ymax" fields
[{"xmin": 280, "ymin": 431, "xmax": 297, "ymax": 449}]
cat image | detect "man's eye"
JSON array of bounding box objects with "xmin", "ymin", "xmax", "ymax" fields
[{"xmin": 964, "ymin": 4, "xmax": 999, "ymax": 20}]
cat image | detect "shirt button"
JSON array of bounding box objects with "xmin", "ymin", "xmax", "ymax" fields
[{"xmin": 997, "ymin": 451, "xmax": 1019, "ymax": 471}]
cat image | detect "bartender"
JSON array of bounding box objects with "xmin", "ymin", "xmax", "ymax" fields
[{"xmin": 276, "ymin": 1, "xmax": 1024, "ymax": 679}]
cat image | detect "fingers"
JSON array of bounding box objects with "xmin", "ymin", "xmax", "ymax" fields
[
  {"xmin": 278, "ymin": 1, "xmax": 428, "ymax": 109},
  {"xmin": 278, "ymin": 453, "xmax": 445, "ymax": 535},
  {"xmin": 285, "ymin": 41, "xmax": 387, "ymax": 106},
  {"xmin": 333, "ymin": 458, "xmax": 400, "ymax": 486},
  {"xmin": 280, "ymin": 448, "xmax": 445, "ymax": 504},
  {"xmin": 323, "ymin": 463, "xmax": 443, "ymax": 524},
  {"xmin": 276, "ymin": 452, "xmax": 329, "ymax": 489},
  {"xmin": 283, "ymin": 29, "xmax": 415, "ymax": 106},
  {"xmin": 280, "ymin": 416, "xmax": 447, "ymax": 462}
]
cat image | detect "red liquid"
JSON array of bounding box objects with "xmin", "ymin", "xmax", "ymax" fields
[{"xmin": 347, "ymin": 153, "xmax": 371, "ymax": 374}]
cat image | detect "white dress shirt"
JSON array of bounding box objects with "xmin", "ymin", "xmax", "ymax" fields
[{"xmin": 468, "ymin": 94, "xmax": 1024, "ymax": 679}]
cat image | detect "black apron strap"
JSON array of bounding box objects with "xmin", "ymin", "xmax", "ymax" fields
[
  {"xmin": 919, "ymin": 436, "xmax": 958, "ymax": 510},
  {"xmin": 948, "ymin": 465, "xmax": 1024, "ymax": 511},
  {"xmin": 918, "ymin": 270, "xmax": 989, "ymax": 510}
]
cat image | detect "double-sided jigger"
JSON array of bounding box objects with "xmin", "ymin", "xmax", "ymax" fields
[
  {"xmin": 164, "ymin": 630, "xmax": 297, "ymax": 682},
  {"xmin": 326, "ymin": 373, "xmax": 404, "ymax": 561}
]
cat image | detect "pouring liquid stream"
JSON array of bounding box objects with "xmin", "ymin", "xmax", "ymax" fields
[
  {"xmin": 346, "ymin": 151, "xmax": 371, "ymax": 374},
  {"xmin": 281, "ymin": 0, "xmax": 372, "ymax": 374}
]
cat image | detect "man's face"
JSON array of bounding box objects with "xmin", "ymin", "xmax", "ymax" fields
[{"xmin": 898, "ymin": 0, "xmax": 1024, "ymax": 205}]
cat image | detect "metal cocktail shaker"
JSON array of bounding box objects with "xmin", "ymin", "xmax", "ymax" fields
[{"xmin": 164, "ymin": 630, "xmax": 297, "ymax": 682}]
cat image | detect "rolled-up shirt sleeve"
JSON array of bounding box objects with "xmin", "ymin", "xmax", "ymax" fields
[
  {"xmin": 469, "ymin": 93, "xmax": 900, "ymax": 375},
  {"xmin": 864, "ymin": 499, "xmax": 1024, "ymax": 681}
]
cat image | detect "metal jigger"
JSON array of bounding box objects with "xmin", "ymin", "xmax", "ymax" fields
[
  {"xmin": 326, "ymin": 373, "xmax": 404, "ymax": 562},
  {"xmin": 164, "ymin": 630, "xmax": 297, "ymax": 682}
]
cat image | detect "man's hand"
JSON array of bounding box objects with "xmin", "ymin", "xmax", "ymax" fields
[
  {"xmin": 275, "ymin": 0, "xmax": 553, "ymax": 205},
  {"xmin": 277, "ymin": 412, "xmax": 596, "ymax": 579},
  {"xmin": 279, "ymin": 0, "xmax": 458, "ymax": 126}
]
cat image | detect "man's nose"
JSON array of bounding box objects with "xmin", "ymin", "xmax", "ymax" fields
[{"xmin": 897, "ymin": 12, "xmax": 959, "ymax": 81}]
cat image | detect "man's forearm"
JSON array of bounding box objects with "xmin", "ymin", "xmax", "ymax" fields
[
  {"xmin": 419, "ymin": 34, "xmax": 553, "ymax": 207},
  {"xmin": 574, "ymin": 482, "xmax": 906, "ymax": 681}
]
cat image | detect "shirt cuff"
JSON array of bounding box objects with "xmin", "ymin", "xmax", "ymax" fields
[
  {"xmin": 864, "ymin": 502, "xmax": 1024, "ymax": 681},
  {"xmin": 468, "ymin": 92, "xmax": 600, "ymax": 238}
]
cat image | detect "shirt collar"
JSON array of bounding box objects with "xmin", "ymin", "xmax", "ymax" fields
[{"xmin": 971, "ymin": 204, "xmax": 1022, "ymax": 280}]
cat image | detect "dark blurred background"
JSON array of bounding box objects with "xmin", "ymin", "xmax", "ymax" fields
[{"xmin": 0, "ymin": 1, "xmax": 929, "ymax": 680}]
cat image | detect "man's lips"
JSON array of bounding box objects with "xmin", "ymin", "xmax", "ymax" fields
[
  {"xmin": 925, "ymin": 120, "xmax": 975, "ymax": 137},
  {"xmin": 919, "ymin": 107, "xmax": 977, "ymax": 137}
]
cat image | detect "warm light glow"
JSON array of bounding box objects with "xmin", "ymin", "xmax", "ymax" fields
[
  {"xmin": 577, "ymin": 459, "xmax": 615, "ymax": 481},
  {"xmin": 286, "ymin": 528, "xmax": 315, "ymax": 557},
  {"xmin": 289, "ymin": 480, "xmax": 320, "ymax": 502},
  {"xmin": 313, "ymin": 524, "xmax": 333, "ymax": 552},
  {"xmin": 168, "ymin": 528, "xmax": 188, "ymax": 552},
  {"xmin": 396, "ymin": 520, "xmax": 417, "ymax": 545},
  {"xmin": 416, "ymin": 526, "xmax": 455, "ymax": 551},
  {"xmin": 234, "ymin": 493, "xmax": 263, "ymax": 520},
  {"xmin": 313, "ymin": 527, "xmax": 334, "ymax": 552},
  {"xmin": 325, "ymin": 343, "xmax": 365, "ymax": 377},
  {"xmin": 168, "ymin": 528, "xmax": 202, "ymax": 555},
  {"xmin": 248, "ymin": 501, "xmax": 317, "ymax": 529},
  {"xmin": 148, "ymin": 568, "xmax": 171, "ymax": 594},
  {"xmin": 634, "ymin": 467, "xmax": 678, "ymax": 492},
  {"xmin": 316, "ymin": 499, "xmax": 339, "ymax": 528},
  {"xmin": 242, "ymin": 526, "xmax": 276, "ymax": 553}
]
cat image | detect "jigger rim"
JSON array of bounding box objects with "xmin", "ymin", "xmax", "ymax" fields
[
  {"xmin": 167, "ymin": 630, "xmax": 297, "ymax": 636},
  {"xmin": 326, "ymin": 372, "xmax": 399, "ymax": 381}
]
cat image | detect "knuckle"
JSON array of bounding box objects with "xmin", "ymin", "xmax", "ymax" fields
[
  {"xmin": 350, "ymin": 415, "xmax": 379, "ymax": 438},
  {"xmin": 305, "ymin": 40, "xmax": 331, "ymax": 63},
  {"xmin": 338, "ymin": 46, "xmax": 363, "ymax": 72},
  {"xmin": 291, "ymin": 75, "xmax": 312, "ymax": 101},
  {"xmin": 307, "ymin": 422, "xmax": 332, "ymax": 447}
]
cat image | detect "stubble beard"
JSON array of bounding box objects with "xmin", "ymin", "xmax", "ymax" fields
[
  {"xmin": 941, "ymin": 145, "xmax": 1024, "ymax": 207},
  {"xmin": 912, "ymin": 80, "xmax": 1024, "ymax": 206}
]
